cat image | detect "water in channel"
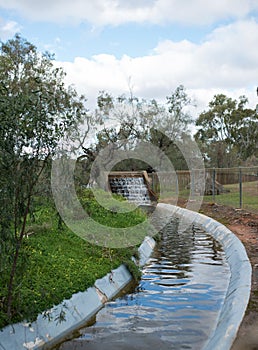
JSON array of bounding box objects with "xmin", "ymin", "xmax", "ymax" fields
[{"xmin": 58, "ymin": 219, "xmax": 230, "ymax": 350}]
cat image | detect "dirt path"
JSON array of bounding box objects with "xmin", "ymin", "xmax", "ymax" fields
[{"xmin": 161, "ymin": 199, "xmax": 258, "ymax": 350}]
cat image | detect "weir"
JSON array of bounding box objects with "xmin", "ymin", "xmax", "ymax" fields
[{"xmin": 108, "ymin": 170, "xmax": 158, "ymax": 206}]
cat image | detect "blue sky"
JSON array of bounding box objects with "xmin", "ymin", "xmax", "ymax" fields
[
  {"xmin": 1, "ymin": 0, "xmax": 258, "ymax": 112},
  {"xmin": 0, "ymin": 6, "xmax": 218, "ymax": 60}
]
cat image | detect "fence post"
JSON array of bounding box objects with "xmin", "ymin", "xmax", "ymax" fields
[
  {"xmin": 191, "ymin": 170, "xmax": 195, "ymax": 198},
  {"xmin": 152, "ymin": 173, "xmax": 157, "ymax": 193},
  {"xmin": 212, "ymin": 168, "xmax": 216, "ymax": 203},
  {"xmin": 239, "ymin": 167, "xmax": 242, "ymax": 208},
  {"xmin": 176, "ymin": 171, "xmax": 179, "ymax": 195},
  {"xmin": 152, "ymin": 173, "xmax": 156, "ymax": 193}
]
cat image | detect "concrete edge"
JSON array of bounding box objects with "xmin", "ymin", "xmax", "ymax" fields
[
  {"xmin": 0, "ymin": 236, "xmax": 156, "ymax": 350},
  {"xmin": 157, "ymin": 203, "xmax": 252, "ymax": 350}
]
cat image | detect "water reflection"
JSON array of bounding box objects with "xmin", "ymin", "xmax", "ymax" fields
[{"xmin": 58, "ymin": 220, "xmax": 230, "ymax": 350}]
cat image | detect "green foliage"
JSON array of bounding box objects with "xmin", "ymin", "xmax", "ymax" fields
[
  {"xmin": 0, "ymin": 196, "xmax": 143, "ymax": 329},
  {"xmin": 79, "ymin": 85, "xmax": 195, "ymax": 182},
  {"xmin": 124, "ymin": 259, "xmax": 142, "ymax": 281},
  {"xmin": 0, "ymin": 34, "xmax": 89, "ymax": 321},
  {"xmin": 165, "ymin": 84, "xmax": 194, "ymax": 138},
  {"xmin": 195, "ymin": 94, "xmax": 258, "ymax": 166}
]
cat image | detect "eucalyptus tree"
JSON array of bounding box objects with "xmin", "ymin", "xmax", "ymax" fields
[
  {"xmin": 195, "ymin": 94, "xmax": 258, "ymax": 167},
  {"xmin": 78, "ymin": 91, "xmax": 162, "ymax": 180},
  {"xmin": 0, "ymin": 34, "xmax": 89, "ymax": 321},
  {"xmin": 148, "ymin": 85, "xmax": 195, "ymax": 169},
  {"xmin": 79, "ymin": 85, "xmax": 195, "ymax": 181}
]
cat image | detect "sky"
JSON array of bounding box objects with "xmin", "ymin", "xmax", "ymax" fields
[{"xmin": 1, "ymin": 0, "xmax": 258, "ymax": 117}]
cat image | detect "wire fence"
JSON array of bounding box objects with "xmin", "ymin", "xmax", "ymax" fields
[{"xmin": 149, "ymin": 166, "xmax": 258, "ymax": 213}]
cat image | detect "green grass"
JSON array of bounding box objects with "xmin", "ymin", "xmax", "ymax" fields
[
  {"xmin": 79, "ymin": 188, "xmax": 147, "ymax": 227},
  {"xmin": 68, "ymin": 189, "xmax": 154, "ymax": 247},
  {"xmin": 159, "ymin": 180, "xmax": 258, "ymax": 213},
  {"xmin": 0, "ymin": 190, "xmax": 148, "ymax": 329},
  {"xmin": 203, "ymin": 181, "xmax": 258, "ymax": 212}
]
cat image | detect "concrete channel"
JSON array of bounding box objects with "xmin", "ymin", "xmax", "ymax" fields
[
  {"xmin": 0, "ymin": 204, "xmax": 251, "ymax": 350},
  {"xmin": 157, "ymin": 203, "xmax": 252, "ymax": 350}
]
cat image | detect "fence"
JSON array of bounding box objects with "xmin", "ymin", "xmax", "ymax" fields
[{"xmin": 149, "ymin": 166, "xmax": 258, "ymax": 213}]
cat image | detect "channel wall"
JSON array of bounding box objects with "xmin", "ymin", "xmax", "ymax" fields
[
  {"xmin": 157, "ymin": 203, "xmax": 252, "ymax": 350},
  {"xmin": 0, "ymin": 204, "xmax": 251, "ymax": 350}
]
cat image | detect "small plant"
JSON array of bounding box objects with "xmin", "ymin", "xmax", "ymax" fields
[{"xmin": 124, "ymin": 260, "xmax": 142, "ymax": 281}]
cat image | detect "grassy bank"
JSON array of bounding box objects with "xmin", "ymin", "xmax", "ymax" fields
[{"xmin": 0, "ymin": 190, "xmax": 149, "ymax": 329}]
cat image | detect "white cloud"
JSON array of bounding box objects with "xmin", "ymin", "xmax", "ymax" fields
[
  {"xmin": 57, "ymin": 19, "xmax": 258, "ymax": 112},
  {"xmin": 0, "ymin": 18, "xmax": 21, "ymax": 40},
  {"xmin": 0, "ymin": 0, "xmax": 257, "ymax": 26}
]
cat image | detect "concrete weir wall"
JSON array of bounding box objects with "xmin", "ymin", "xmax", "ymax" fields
[
  {"xmin": 0, "ymin": 236, "xmax": 155, "ymax": 350},
  {"xmin": 157, "ymin": 203, "xmax": 252, "ymax": 350},
  {"xmin": 0, "ymin": 204, "xmax": 251, "ymax": 350}
]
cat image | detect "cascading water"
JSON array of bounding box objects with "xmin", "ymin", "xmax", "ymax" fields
[{"xmin": 109, "ymin": 176, "xmax": 152, "ymax": 206}]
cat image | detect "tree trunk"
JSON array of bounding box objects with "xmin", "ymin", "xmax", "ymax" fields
[{"xmin": 6, "ymin": 195, "xmax": 31, "ymax": 320}]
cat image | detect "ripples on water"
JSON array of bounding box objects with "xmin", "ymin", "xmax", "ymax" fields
[{"xmin": 58, "ymin": 219, "xmax": 230, "ymax": 350}]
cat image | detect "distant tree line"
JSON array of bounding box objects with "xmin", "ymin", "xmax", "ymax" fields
[{"xmin": 77, "ymin": 87, "xmax": 258, "ymax": 181}]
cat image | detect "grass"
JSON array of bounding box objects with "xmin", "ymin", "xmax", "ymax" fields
[
  {"xmin": 158, "ymin": 180, "xmax": 258, "ymax": 213},
  {"xmin": 203, "ymin": 181, "xmax": 258, "ymax": 212},
  {"xmin": 68, "ymin": 189, "xmax": 154, "ymax": 247},
  {"xmin": 0, "ymin": 189, "xmax": 149, "ymax": 329}
]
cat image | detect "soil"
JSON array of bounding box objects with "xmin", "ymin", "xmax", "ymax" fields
[{"xmin": 161, "ymin": 198, "xmax": 258, "ymax": 350}]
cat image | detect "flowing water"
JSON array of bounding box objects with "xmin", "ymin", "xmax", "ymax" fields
[
  {"xmin": 57, "ymin": 219, "xmax": 230, "ymax": 350},
  {"xmin": 109, "ymin": 176, "xmax": 152, "ymax": 205}
]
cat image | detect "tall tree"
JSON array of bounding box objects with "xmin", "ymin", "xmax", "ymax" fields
[
  {"xmin": 79, "ymin": 85, "xmax": 195, "ymax": 182},
  {"xmin": 0, "ymin": 34, "xmax": 88, "ymax": 321},
  {"xmin": 148, "ymin": 85, "xmax": 195, "ymax": 169},
  {"xmin": 194, "ymin": 94, "xmax": 258, "ymax": 167}
]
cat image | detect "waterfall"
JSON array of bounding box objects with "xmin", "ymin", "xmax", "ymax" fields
[{"xmin": 109, "ymin": 176, "xmax": 152, "ymax": 206}]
